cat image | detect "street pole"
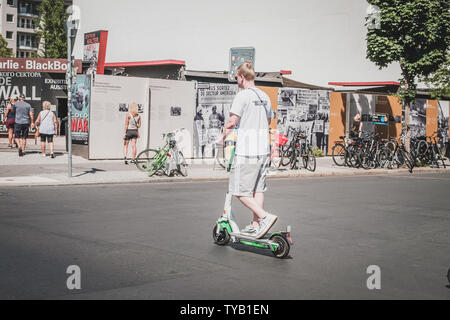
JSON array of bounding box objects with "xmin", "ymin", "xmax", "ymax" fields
[
  {"xmin": 66, "ymin": 15, "xmax": 79, "ymax": 178},
  {"xmin": 67, "ymin": 30, "xmax": 73, "ymax": 178}
]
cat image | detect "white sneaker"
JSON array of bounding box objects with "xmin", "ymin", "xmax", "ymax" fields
[
  {"xmin": 241, "ymin": 223, "xmax": 258, "ymax": 236},
  {"xmin": 256, "ymin": 213, "xmax": 278, "ymax": 239},
  {"xmin": 41, "ymin": 153, "xmax": 47, "ymax": 157}
]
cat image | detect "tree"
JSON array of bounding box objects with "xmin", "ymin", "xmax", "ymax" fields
[
  {"xmin": 365, "ymin": 0, "xmax": 450, "ymax": 112},
  {"xmin": 424, "ymin": 51, "xmax": 450, "ymax": 100},
  {"xmin": 34, "ymin": 0, "xmax": 68, "ymax": 59},
  {"xmin": 0, "ymin": 35, "xmax": 13, "ymax": 58}
]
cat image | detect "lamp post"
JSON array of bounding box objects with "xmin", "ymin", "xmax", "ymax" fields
[{"xmin": 65, "ymin": 16, "xmax": 79, "ymax": 177}]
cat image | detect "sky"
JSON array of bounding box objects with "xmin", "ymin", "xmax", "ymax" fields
[{"xmin": 72, "ymin": 0, "xmax": 402, "ymax": 87}]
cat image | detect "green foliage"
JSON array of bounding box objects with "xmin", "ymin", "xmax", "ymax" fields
[
  {"xmin": 366, "ymin": 0, "xmax": 450, "ymax": 104},
  {"xmin": 312, "ymin": 146, "xmax": 324, "ymax": 158},
  {"xmin": 423, "ymin": 51, "xmax": 450, "ymax": 100},
  {"xmin": 0, "ymin": 35, "xmax": 13, "ymax": 58},
  {"xmin": 34, "ymin": 0, "xmax": 68, "ymax": 59}
]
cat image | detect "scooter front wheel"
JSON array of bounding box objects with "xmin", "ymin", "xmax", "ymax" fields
[
  {"xmin": 213, "ymin": 224, "xmax": 230, "ymax": 246},
  {"xmin": 270, "ymin": 234, "xmax": 290, "ymax": 259}
]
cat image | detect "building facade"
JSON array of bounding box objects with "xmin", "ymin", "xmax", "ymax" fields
[{"xmin": 0, "ymin": 0, "xmax": 71, "ymax": 58}]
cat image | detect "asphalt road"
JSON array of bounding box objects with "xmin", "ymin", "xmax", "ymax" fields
[{"xmin": 0, "ymin": 173, "xmax": 449, "ymax": 300}]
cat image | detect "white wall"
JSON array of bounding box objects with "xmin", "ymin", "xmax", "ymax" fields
[
  {"xmin": 89, "ymin": 74, "xmax": 150, "ymax": 159},
  {"xmin": 148, "ymin": 78, "xmax": 196, "ymax": 158},
  {"xmin": 73, "ymin": 0, "xmax": 402, "ymax": 87}
]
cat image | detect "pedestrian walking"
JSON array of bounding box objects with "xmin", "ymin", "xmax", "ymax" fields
[
  {"xmin": 123, "ymin": 102, "xmax": 141, "ymax": 164},
  {"xmin": 13, "ymin": 94, "xmax": 34, "ymax": 157},
  {"xmin": 35, "ymin": 101, "xmax": 58, "ymax": 158},
  {"xmin": 2, "ymin": 97, "xmax": 17, "ymax": 148}
]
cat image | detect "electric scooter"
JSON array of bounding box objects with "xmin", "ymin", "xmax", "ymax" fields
[{"xmin": 213, "ymin": 192, "xmax": 293, "ymax": 259}]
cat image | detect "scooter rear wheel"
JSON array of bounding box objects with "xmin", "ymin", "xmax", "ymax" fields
[
  {"xmin": 270, "ymin": 235, "xmax": 290, "ymax": 259},
  {"xmin": 213, "ymin": 225, "xmax": 230, "ymax": 246}
]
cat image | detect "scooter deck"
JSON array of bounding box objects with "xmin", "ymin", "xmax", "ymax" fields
[{"xmin": 229, "ymin": 232, "xmax": 275, "ymax": 244}]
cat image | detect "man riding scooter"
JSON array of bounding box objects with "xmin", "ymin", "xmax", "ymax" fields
[{"xmin": 217, "ymin": 63, "xmax": 278, "ymax": 239}]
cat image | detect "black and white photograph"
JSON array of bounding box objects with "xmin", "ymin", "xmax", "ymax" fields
[
  {"xmin": 278, "ymin": 88, "xmax": 331, "ymax": 155},
  {"xmin": 438, "ymin": 100, "xmax": 449, "ymax": 142},
  {"xmin": 194, "ymin": 83, "xmax": 238, "ymax": 158},
  {"xmin": 410, "ymin": 99, "xmax": 427, "ymax": 138}
]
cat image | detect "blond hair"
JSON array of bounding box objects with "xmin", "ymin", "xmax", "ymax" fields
[
  {"xmin": 237, "ymin": 63, "xmax": 255, "ymax": 81},
  {"xmin": 42, "ymin": 101, "xmax": 52, "ymax": 110},
  {"xmin": 129, "ymin": 102, "xmax": 139, "ymax": 115}
]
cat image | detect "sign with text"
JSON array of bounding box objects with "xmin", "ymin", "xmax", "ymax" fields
[
  {"xmin": 83, "ymin": 30, "xmax": 108, "ymax": 75},
  {"xmin": 372, "ymin": 113, "xmax": 388, "ymax": 126},
  {"xmin": 228, "ymin": 47, "xmax": 255, "ymax": 82},
  {"xmin": 0, "ymin": 58, "xmax": 82, "ymax": 73}
]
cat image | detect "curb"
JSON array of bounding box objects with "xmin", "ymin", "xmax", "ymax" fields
[{"xmin": 1, "ymin": 167, "xmax": 448, "ymax": 188}]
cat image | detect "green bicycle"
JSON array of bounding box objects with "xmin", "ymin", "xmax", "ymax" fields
[{"xmin": 135, "ymin": 129, "xmax": 188, "ymax": 177}]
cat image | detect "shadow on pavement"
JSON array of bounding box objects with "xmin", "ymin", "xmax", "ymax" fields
[
  {"xmin": 74, "ymin": 168, "xmax": 106, "ymax": 178},
  {"xmin": 230, "ymin": 243, "xmax": 293, "ymax": 260}
]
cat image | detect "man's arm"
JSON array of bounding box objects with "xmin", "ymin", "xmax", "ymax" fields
[
  {"xmin": 29, "ymin": 110, "xmax": 35, "ymax": 128},
  {"xmin": 3, "ymin": 104, "xmax": 10, "ymax": 122},
  {"xmin": 218, "ymin": 113, "xmax": 240, "ymax": 143}
]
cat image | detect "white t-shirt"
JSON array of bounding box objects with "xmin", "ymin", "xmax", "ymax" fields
[{"xmin": 230, "ymin": 87, "xmax": 272, "ymax": 156}]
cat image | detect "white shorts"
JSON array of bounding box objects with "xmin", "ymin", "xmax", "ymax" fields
[{"xmin": 228, "ymin": 155, "xmax": 270, "ymax": 197}]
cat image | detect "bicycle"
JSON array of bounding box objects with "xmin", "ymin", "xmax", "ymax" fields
[
  {"xmin": 135, "ymin": 128, "xmax": 188, "ymax": 177},
  {"xmin": 384, "ymin": 135, "xmax": 414, "ymax": 173},
  {"xmin": 279, "ymin": 128, "xmax": 316, "ymax": 172},
  {"xmin": 332, "ymin": 135, "xmax": 363, "ymax": 168}
]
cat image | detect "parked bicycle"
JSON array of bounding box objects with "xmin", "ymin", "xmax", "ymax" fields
[
  {"xmin": 135, "ymin": 128, "xmax": 188, "ymax": 177},
  {"xmin": 279, "ymin": 127, "xmax": 316, "ymax": 172},
  {"xmin": 383, "ymin": 135, "xmax": 414, "ymax": 173},
  {"xmin": 411, "ymin": 131, "xmax": 447, "ymax": 168},
  {"xmin": 331, "ymin": 135, "xmax": 363, "ymax": 168}
]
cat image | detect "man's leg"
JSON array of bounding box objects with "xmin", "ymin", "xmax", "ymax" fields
[
  {"xmin": 22, "ymin": 137, "xmax": 27, "ymax": 153},
  {"xmin": 237, "ymin": 196, "xmax": 267, "ymax": 221},
  {"xmin": 252, "ymin": 192, "xmax": 265, "ymax": 226},
  {"xmin": 14, "ymin": 124, "xmax": 21, "ymax": 150}
]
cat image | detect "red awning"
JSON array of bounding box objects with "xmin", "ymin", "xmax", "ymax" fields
[
  {"xmin": 328, "ymin": 81, "xmax": 400, "ymax": 86},
  {"xmin": 104, "ymin": 60, "xmax": 186, "ymax": 68}
]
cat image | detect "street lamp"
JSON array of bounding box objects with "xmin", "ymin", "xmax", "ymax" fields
[{"xmin": 65, "ymin": 14, "xmax": 79, "ymax": 178}]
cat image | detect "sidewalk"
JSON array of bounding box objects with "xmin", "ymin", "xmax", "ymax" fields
[{"xmin": 1, "ymin": 137, "xmax": 449, "ymax": 187}]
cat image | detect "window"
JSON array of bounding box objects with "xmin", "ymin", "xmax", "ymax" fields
[
  {"xmin": 6, "ymin": 31, "xmax": 13, "ymax": 40},
  {"xmin": 7, "ymin": 0, "xmax": 14, "ymax": 6},
  {"xmin": 6, "ymin": 14, "xmax": 14, "ymax": 23}
]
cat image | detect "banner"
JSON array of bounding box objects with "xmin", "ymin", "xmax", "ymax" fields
[
  {"xmin": 83, "ymin": 31, "xmax": 108, "ymax": 75},
  {"xmin": 70, "ymin": 75, "xmax": 91, "ymax": 145},
  {"xmin": 0, "ymin": 71, "xmax": 42, "ymax": 134}
]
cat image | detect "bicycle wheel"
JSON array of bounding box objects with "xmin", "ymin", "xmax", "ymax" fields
[
  {"xmin": 290, "ymin": 147, "xmax": 300, "ymax": 170},
  {"xmin": 378, "ymin": 148, "xmax": 391, "ymax": 169},
  {"xmin": 332, "ymin": 143, "xmax": 346, "ymax": 166},
  {"xmin": 135, "ymin": 149, "xmax": 163, "ymax": 176},
  {"xmin": 348, "ymin": 147, "xmax": 361, "ymax": 168},
  {"xmin": 416, "ymin": 140, "xmax": 428, "ymax": 157},
  {"xmin": 177, "ymin": 151, "xmax": 188, "ymax": 176},
  {"xmin": 359, "ymin": 150, "xmax": 373, "ymax": 170},
  {"xmin": 280, "ymin": 145, "xmax": 294, "ymax": 167},
  {"xmin": 302, "ymin": 147, "xmax": 316, "ymax": 172}
]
